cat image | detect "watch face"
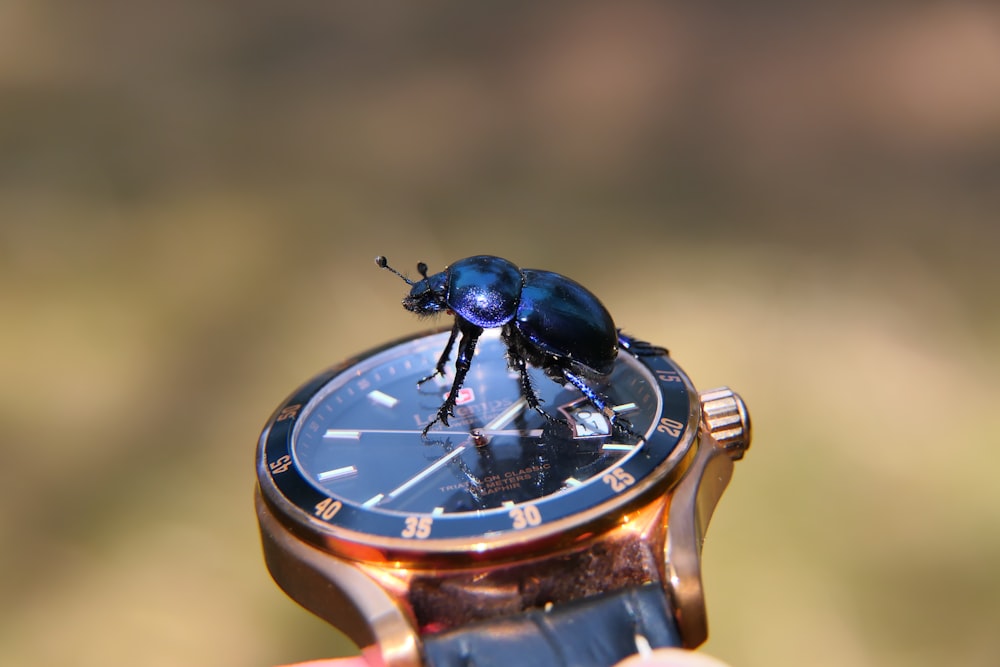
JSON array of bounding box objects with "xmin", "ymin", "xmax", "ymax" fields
[{"xmin": 257, "ymin": 329, "xmax": 698, "ymax": 554}]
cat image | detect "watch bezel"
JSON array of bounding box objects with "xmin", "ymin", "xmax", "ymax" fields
[{"xmin": 255, "ymin": 329, "xmax": 701, "ymax": 563}]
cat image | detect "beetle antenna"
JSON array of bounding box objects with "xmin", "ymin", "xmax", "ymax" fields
[
  {"xmin": 417, "ymin": 262, "xmax": 429, "ymax": 279},
  {"xmin": 375, "ymin": 256, "xmax": 414, "ymax": 286}
]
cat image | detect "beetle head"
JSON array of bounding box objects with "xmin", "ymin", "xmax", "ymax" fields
[{"xmin": 376, "ymin": 256, "xmax": 448, "ymax": 315}]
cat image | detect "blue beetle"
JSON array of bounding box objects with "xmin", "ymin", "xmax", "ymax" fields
[{"xmin": 376, "ymin": 255, "xmax": 634, "ymax": 437}]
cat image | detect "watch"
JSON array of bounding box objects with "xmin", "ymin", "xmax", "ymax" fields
[{"xmin": 255, "ymin": 328, "xmax": 750, "ymax": 667}]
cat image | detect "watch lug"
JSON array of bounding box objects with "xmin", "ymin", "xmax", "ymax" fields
[
  {"xmin": 666, "ymin": 387, "xmax": 750, "ymax": 647},
  {"xmin": 255, "ymin": 491, "xmax": 422, "ymax": 667}
]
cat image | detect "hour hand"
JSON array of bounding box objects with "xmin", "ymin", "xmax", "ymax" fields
[
  {"xmin": 468, "ymin": 398, "xmax": 530, "ymax": 446},
  {"xmin": 484, "ymin": 397, "xmax": 528, "ymax": 430}
]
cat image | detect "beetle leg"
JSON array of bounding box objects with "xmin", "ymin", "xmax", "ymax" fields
[
  {"xmin": 418, "ymin": 320, "xmax": 459, "ymax": 387},
  {"xmin": 561, "ymin": 370, "xmax": 645, "ymax": 443},
  {"xmin": 508, "ymin": 346, "xmax": 564, "ymax": 427},
  {"xmin": 424, "ymin": 321, "xmax": 482, "ymax": 436}
]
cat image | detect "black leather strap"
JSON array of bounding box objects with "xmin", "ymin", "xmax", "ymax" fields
[{"xmin": 421, "ymin": 583, "xmax": 681, "ymax": 667}]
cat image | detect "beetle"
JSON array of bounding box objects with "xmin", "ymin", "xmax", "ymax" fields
[{"xmin": 376, "ymin": 254, "xmax": 637, "ymax": 438}]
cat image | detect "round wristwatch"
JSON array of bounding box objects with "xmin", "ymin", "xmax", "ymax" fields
[{"xmin": 255, "ymin": 328, "xmax": 750, "ymax": 667}]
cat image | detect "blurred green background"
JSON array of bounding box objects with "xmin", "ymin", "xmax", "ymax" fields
[{"xmin": 2, "ymin": 2, "xmax": 998, "ymax": 666}]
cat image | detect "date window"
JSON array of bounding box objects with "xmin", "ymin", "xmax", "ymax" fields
[
  {"xmin": 452, "ymin": 387, "xmax": 476, "ymax": 406},
  {"xmin": 560, "ymin": 400, "xmax": 612, "ymax": 438}
]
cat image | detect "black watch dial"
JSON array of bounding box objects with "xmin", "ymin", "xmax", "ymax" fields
[{"xmin": 257, "ymin": 330, "xmax": 697, "ymax": 549}]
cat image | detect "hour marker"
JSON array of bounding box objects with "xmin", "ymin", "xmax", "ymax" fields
[
  {"xmin": 368, "ymin": 389, "xmax": 399, "ymax": 408},
  {"xmin": 564, "ymin": 477, "xmax": 583, "ymax": 487},
  {"xmin": 362, "ymin": 493, "xmax": 385, "ymax": 508},
  {"xmin": 324, "ymin": 429, "xmax": 361, "ymax": 440},
  {"xmin": 612, "ymin": 402, "xmax": 638, "ymax": 414},
  {"xmin": 502, "ymin": 500, "xmax": 516, "ymax": 509},
  {"xmin": 318, "ymin": 465, "xmax": 358, "ymax": 482},
  {"xmin": 602, "ymin": 443, "xmax": 635, "ymax": 452},
  {"xmin": 432, "ymin": 507, "xmax": 445, "ymax": 516}
]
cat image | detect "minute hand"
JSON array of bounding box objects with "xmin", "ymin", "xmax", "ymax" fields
[
  {"xmin": 384, "ymin": 445, "xmax": 467, "ymax": 501},
  {"xmin": 381, "ymin": 398, "xmax": 532, "ymax": 502}
]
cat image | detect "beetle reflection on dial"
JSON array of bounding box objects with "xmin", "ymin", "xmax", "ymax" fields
[{"xmin": 266, "ymin": 328, "xmax": 695, "ymax": 542}]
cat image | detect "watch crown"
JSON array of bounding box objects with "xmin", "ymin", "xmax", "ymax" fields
[{"xmin": 699, "ymin": 387, "xmax": 751, "ymax": 460}]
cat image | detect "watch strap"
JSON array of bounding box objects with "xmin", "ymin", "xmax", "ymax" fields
[{"xmin": 421, "ymin": 582, "xmax": 681, "ymax": 667}]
